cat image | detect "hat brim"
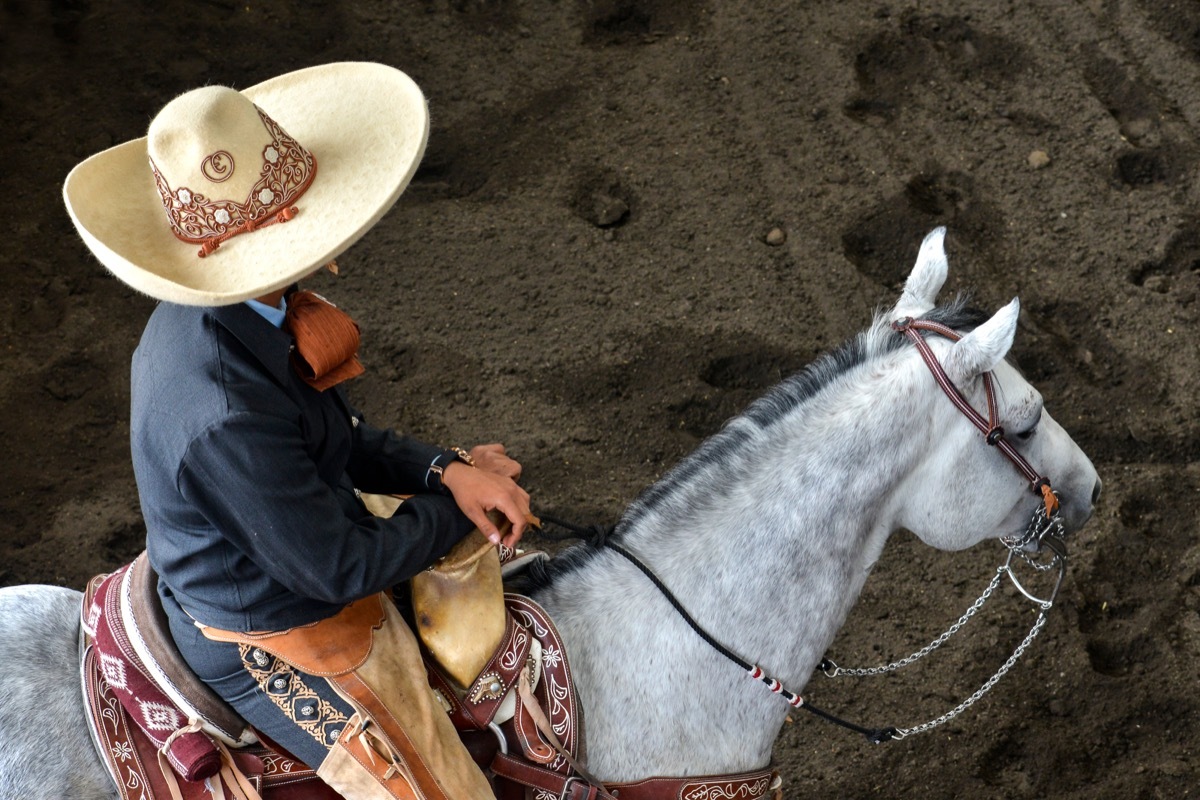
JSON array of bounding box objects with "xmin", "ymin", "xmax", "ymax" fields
[{"xmin": 63, "ymin": 62, "xmax": 429, "ymax": 306}]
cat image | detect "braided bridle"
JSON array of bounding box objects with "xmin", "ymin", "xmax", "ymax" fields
[{"xmin": 891, "ymin": 316, "xmax": 1059, "ymax": 517}]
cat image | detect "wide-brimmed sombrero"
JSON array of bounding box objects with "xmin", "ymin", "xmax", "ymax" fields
[{"xmin": 63, "ymin": 62, "xmax": 429, "ymax": 306}]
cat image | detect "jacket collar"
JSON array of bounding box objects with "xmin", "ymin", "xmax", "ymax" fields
[{"xmin": 210, "ymin": 301, "xmax": 295, "ymax": 388}]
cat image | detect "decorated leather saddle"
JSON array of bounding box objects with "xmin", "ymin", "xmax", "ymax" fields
[
  {"xmin": 80, "ymin": 538, "xmax": 782, "ymax": 800},
  {"xmin": 79, "ymin": 545, "xmax": 586, "ymax": 800}
]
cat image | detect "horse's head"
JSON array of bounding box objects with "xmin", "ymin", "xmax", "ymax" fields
[{"xmin": 888, "ymin": 228, "xmax": 1101, "ymax": 552}]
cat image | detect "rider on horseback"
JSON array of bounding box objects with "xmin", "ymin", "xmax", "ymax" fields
[{"xmin": 63, "ymin": 62, "xmax": 531, "ymax": 800}]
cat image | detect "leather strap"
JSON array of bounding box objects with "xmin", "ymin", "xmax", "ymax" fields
[
  {"xmin": 606, "ymin": 769, "xmax": 781, "ymax": 800},
  {"xmin": 459, "ymin": 613, "xmax": 532, "ymax": 728},
  {"xmin": 493, "ymin": 752, "xmax": 782, "ymax": 800},
  {"xmin": 198, "ymin": 594, "xmax": 386, "ymax": 676},
  {"xmin": 506, "ymin": 594, "xmax": 581, "ymax": 773},
  {"xmin": 490, "ymin": 753, "xmax": 606, "ymax": 800}
]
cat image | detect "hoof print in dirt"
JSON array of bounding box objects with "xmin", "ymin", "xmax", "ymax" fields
[
  {"xmin": 572, "ymin": 171, "xmax": 633, "ymax": 229},
  {"xmin": 1082, "ymin": 49, "xmax": 1160, "ymax": 135},
  {"xmin": 842, "ymin": 166, "xmax": 1000, "ymax": 288},
  {"xmin": 1080, "ymin": 48, "xmax": 1194, "ymax": 189},
  {"xmin": 1111, "ymin": 146, "xmax": 1189, "ymax": 189},
  {"xmin": 580, "ymin": 0, "xmax": 703, "ymax": 46},
  {"xmin": 1128, "ymin": 221, "xmax": 1200, "ymax": 303},
  {"xmin": 1084, "ymin": 634, "xmax": 1160, "ymax": 678},
  {"xmin": 845, "ymin": 12, "xmax": 1026, "ymax": 124}
]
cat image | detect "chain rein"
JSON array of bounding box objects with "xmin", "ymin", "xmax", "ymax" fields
[{"xmin": 819, "ymin": 556, "xmax": 1056, "ymax": 740}]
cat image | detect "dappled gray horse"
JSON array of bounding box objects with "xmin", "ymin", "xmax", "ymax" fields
[{"xmin": 0, "ymin": 229, "xmax": 1100, "ymax": 798}]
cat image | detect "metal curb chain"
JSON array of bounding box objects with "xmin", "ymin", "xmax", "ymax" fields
[
  {"xmin": 821, "ymin": 567, "xmax": 1006, "ymax": 678},
  {"xmin": 819, "ymin": 536, "xmax": 1063, "ymax": 738},
  {"xmin": 891, "ymin": 610, "xmax": 1049, "ymax": 739}
]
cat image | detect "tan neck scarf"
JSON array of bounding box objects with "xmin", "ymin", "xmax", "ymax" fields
[{"xmin": 283, "ymin": 290, "xmax": 364, "ymax": 391}]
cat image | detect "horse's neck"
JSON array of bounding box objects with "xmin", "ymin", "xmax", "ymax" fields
[{"xmin": 533, "ymin": 397, "xmax": 922, "ymax": 780}]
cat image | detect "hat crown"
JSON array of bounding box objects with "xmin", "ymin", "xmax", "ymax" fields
[
  {"xmin": 145, "ymin": 87, "xmax": 317, "ymax": 252},
  {"xmin": 148, "ymin": 86, "xmax": 272, "ymax": 201}
]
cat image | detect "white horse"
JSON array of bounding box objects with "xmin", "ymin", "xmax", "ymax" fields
[{"xmin": 0, "ymin": 229, "xmax": 1100, "ymax": 798}]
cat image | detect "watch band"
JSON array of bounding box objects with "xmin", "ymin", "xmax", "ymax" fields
[{"xmin": 426, "ymin": 447, "xmax": 475, "ymax": 494}]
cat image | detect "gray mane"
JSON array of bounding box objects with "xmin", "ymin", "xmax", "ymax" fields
[{"xmin": 518, "ymin": 296, "xmax": 987, "ymax": 593}]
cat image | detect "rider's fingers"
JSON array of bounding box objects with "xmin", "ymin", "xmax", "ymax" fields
[
  {"xmin": 493, "ymin": 489, "xmax": 530, "ymax": 541},
  {"xmin": 469, "ymin": 444, "xmax": 522, "ymax": 481},
  {"xmin": 491, "ymin": 455, "xmax": 522, "ymax": 481},
  {"xmin": 465, "ymin": 505, "xmax": 503, "ymax": 545},
  {"xmin": 484, "ymin": 456, "xmax": 521, "ymax": 480},
  {"xmin": 470, "ymin": 443, "xmax": 506, "ymax": 460}
]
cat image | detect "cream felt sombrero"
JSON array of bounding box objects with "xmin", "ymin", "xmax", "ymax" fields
[{"xmin": 63, "ymin": 62, "xmax": 429, "ymax": 306}]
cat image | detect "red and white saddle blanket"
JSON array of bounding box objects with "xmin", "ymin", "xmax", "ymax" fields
[{"xmin": 80, "ymin": 560, "xmax": 336, "ymax": 800}]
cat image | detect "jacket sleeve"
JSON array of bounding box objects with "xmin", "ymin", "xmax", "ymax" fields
[
  {"xmin": 343, "ymin": 408, "xmax": 446, "ymax": 496},
  {"xmin": 177, "ymin": 411, "xmax": 473, "ymax": 605}
]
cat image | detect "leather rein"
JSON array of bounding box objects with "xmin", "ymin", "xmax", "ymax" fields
[{"xmin": 539, "ymin": 313, "xmax": 1071, "ymax": 748}]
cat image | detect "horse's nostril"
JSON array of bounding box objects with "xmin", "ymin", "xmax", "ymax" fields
[{"xmin": 1091, "ymin": 479, "xmax": 1103, "ymax": 505}]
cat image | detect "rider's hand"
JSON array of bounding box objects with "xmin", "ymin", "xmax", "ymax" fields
[
  {"xmin": 468, "ymin": 443, "xmax": 522, "ymax": 481},
  {"xmin": 442, "ymin": 450, "xmax": 530, "ymax": 549}
]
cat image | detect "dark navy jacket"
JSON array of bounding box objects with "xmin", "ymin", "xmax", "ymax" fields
[{"xmin": 131, "ymin": 300, "xmax": 473, "ymax": 632}]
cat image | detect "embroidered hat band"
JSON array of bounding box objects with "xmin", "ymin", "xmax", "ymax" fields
[
  {"xmin": 148, "ymin": 94, "xmax": 317, "ymax": 259},
  {"xmin": 150, "ymin": 110, "xmax": 316, "ymax": 258}
]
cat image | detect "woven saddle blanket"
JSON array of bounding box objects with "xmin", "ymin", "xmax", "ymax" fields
[{"xmin": 81, "ymin": 560, "xmax": 337, "ymax": 800}]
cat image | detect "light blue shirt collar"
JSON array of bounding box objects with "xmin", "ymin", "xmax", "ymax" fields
[{"xmin": 245, "ymin": 296, "xmax": 288, "ymax": 329}]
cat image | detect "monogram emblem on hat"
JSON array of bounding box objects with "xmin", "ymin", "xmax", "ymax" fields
[{"xmin": 201, "ymin": 150, "xmax": 235, "ymax": 182}]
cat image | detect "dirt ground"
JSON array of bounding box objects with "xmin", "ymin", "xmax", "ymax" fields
[{"xmin": 2, "ymin": 1, "xmax": 1197, "ymax": 798}]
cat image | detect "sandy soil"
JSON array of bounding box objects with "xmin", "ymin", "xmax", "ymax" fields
[{"xmin": 1, "ymin": 1, "xmax": 1197, "ymax": 798}]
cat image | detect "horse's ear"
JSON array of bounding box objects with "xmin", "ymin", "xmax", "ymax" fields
[
  {"xmin": 891, "ymin": 227, "xmax": 948, "ymax": 320},
  {"xmin": 944, "ymin": 298, "xmax": 1020, "ymax": 382}
]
